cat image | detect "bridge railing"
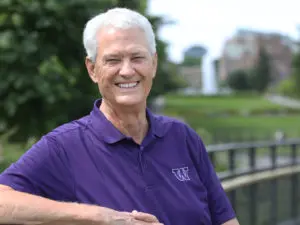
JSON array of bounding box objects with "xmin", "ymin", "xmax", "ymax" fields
[{"xmin": 207, "ymin": 138, "xmax": 300, "ymax": 225}]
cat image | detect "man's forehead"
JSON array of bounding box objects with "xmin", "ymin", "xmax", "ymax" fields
[
  {"xmin": 96, "ymin": 26, "xmax": 152, "ymax": 55},
  {"xmin": 102, "ymin": 48, "xmax": 149, "ymax": 56},
  {"xmin": 97, "ymin": 26, "xmax": 145, "ymax": 39}
]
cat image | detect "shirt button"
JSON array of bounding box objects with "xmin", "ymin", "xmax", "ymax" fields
[{"xmin": 140, "ymin": 146, "xmax": 144, "ymax": 150}]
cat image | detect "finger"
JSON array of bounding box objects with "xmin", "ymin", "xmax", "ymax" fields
[
  {"xmin": 132, "ymin": 210, "xmax": 158, "ymax": 222},
  {"xmin": 131, "ymin": 210, "xmax": 159, "ymax": 222},
  {"xmin": 133, "ymin": 221, "xmax": 164, "ymax": 225}
]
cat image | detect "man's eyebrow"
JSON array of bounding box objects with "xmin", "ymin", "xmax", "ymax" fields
[
  {"xmin": 131, "ymin": 51, "xmax": 147, "ymax": 56},
  {"xmin": 103, "ymin": 54, "xmax": 121, "ymax": 59}
]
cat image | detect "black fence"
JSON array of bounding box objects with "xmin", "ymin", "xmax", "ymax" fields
[{"xmin": 207, "ymin": 138, "xmax": 300, "ymax": 225}]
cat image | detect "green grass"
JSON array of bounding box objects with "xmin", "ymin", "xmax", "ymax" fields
[
  {"xmin": 188, "ymin": 115, "xmax": 300, "ymax": 130},
  {"xmin": 163, "ymin": 94, "xmax": 300, "ymax": 143},
  {"xmin": 165, "ymin": 94, "xmax": 287, "ymax": 112}
]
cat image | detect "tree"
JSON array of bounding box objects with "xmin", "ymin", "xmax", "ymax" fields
[
  {"xmin": 249, "ymin": 46, "xmax": 272, "ymax": 92},
  {"xmin": 291, "ymin": 41, "xmax": 300, "ymax": 97},
  {"xmin": 227, "ymin": 70, "xmax": 250, "ymax": 91},
  {"xmin": 0, "ymin": 0, "xmax": 115, "ymax": 141},
  {"xmin": 0, "ymin": 0, "xmax": 181, "ymax": 141},
  {"xmin": 147, "ymin": 16, "xmax": 185, "ymax": 100},
  {"xmin": 276, "ymin": 78, "xmax": 297, "ymax": 97}
]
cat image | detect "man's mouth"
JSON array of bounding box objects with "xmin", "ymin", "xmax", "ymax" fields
[{"xmin": 116, "ymin": 81, "xmax": 139, "ymax": 88}]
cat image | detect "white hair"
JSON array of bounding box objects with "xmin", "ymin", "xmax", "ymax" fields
[{"xmin": 83, "ymin": 8, "xmax": 156, "ymax": 62}]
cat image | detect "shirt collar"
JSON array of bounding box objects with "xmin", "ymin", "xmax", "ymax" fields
[{"xmin": 89, "ymin": 99, "xmax": 165, "ymax": 144}]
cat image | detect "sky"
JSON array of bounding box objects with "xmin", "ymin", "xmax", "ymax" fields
[{"xmin": 148, "ymin": 0, "xmax": 300, "ymax": 63}]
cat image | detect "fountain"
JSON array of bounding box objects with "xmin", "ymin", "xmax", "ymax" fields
[{"xmin": 201, "ymin": 52, "xmax": 218, "ymax": 95}]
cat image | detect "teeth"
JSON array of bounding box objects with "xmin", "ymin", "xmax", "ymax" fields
[{"xmin": 118, "ymin": 82, "xmax": 138, "ymax": 88}]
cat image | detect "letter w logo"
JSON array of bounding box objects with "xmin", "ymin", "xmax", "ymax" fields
[{"xmin": 172, "ymin": 167, "xmax": 190, "ymax": 181}]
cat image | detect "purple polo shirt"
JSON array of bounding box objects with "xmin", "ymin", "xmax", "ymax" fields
[{"xmin": 0, "ymin": 99, "xmax": 235, "ymax": 225}]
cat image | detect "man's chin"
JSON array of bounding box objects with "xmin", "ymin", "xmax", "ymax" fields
[{"xmin": 115, "ymin": 96, "xmax": 145, "ymax": 107}]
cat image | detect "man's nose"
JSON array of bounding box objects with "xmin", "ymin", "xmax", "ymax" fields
[{"xmin": 119, "ymin": 61, "xmax": 135, "ymax": 77}]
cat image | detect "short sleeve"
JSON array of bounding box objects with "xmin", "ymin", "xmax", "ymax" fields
[
  {"xmin": 0, "ymin": 135, "xmax": 75, "ymax": 201},
  {"xmin": 187, "ymin": 127, "xmax": 236, "ymax": 225}
]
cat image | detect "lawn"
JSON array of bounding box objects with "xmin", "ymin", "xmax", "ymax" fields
[
  {"xmin": 163, "ymin": 94, "xmax": 300, "ymax": 143},
  {"xmin": 165, "ymin": 94, "xmax": 287, "ymax": 112}
]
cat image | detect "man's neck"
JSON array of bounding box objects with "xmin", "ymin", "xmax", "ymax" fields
[{"xmin": 99, "ymin": 100, "xmax": 148, "ymax": 144}]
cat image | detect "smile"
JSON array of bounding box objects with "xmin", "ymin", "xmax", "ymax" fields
[{"xmin": 116, "ymin": 82, "xmax": 139, "ymax": 88}]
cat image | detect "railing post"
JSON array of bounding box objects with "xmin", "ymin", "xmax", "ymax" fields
[
  {"xmin": 270, "ymin": 178, "xmax": 278, "ymax": 224},
  {"xmin": 270, "ymin": 145, "xmax": 277, "ymax": 169},
  {"xmin": 229, "ymin": 190, "xmax": 236, "ymax": 212},
  {"xmin": 229, "ymin": 149, "xmax": 236, "ymax": 173},
  {"xmin": 249, "ymin": 183, "xmax": 257, "ymax": 225},
  {"xmin": 291, "ymin": 173, "xmax": 298, "ymax": 222},
  {"xmin": 248, "ymin": 146, "xmax": 257, "ymax": 225},
  {"xmin": 228, "ymin": 149, "xmax": 236, "ymax": 211},
  {"xmin": 209, "ymin": 152, "xmax": 216, "ymax": 168},
  {"xmin": 291, "ymin": 144, "xmax": 297, "ymax": 165},
  {"xmin": 291, "ymin": 144, "xmax": 298, "ymax": 222},
  {"xmin": 249, "ymin": 147, "xmax": 256, "ymax": 172}
]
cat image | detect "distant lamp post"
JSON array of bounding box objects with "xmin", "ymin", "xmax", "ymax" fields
[{"xmin": 274, "ymin": 129, "xmax": 285, "ymax": 142}]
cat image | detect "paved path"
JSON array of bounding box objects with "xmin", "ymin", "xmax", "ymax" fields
[
  {"xmin": 265, "ymin": 94, "xmax": 300, "ymax": 109},
  {"xmin": 235, "ymin": 153, "xmax": 300, "ymax": 170}
]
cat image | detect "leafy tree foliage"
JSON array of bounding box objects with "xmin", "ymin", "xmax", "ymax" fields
[
  {"xmin": 291, "ymin": 44, "xmax": 300, "ymax": 97},
  {"xmin": 0, "ymin": 0, "xmax": 182, "ymax": 141},
  {"xmin": 249, "ymin": 46, "xmax": 272, "ymax": 93},
  {"xmin": 227, "ymin": 70, "xmax": 250, "ymax": 91}
]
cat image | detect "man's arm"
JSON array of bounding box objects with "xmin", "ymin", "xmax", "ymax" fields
[
  {"xmin": 0, "ymin": 184, "xmax": 98, "ymax": 225},
  {"xmin": 0, "ymin": 185, "xmax": 162, "ymax": 225}
]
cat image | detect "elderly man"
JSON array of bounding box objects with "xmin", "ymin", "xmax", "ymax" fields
[{"xmin": 0, "ymin": 8, "xmax": 239, "ymax": 225}]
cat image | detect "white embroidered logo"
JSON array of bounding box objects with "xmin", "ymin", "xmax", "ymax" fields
[{"xmin": 172, "ymin": 167, "xmax": 190, "ymax": 181}]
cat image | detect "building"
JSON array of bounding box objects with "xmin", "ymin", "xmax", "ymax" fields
[
  {"xmin": 219, "ymin": 29, "xmax": 298, "ymax": 83},
  {"xmin": 178, "ymin": 45, "xmax": 207, "ymax": 89},
  {"xmin": 179, "ymin": 65, "xmax": 202, "ymax": 88}
]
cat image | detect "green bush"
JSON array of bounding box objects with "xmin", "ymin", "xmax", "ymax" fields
[
  {"xmin": 0, "ymin": 161, "xmax": 11, "ymax": 173},
  {"xmin": 276, "ymin": 78, "xmax": 297, "ymax": 97},
  {"xmin": 227, "ymin": 70, "xmax": 251, "ymax": 91}
]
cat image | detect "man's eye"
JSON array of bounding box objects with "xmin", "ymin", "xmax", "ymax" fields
[
  {"xmin": 132, "ymin": 56, "xmax": 144, "ymax": 60},
  {"xmin": 107, "ymin": 59, "xmax": 120, "ymax": 62}
]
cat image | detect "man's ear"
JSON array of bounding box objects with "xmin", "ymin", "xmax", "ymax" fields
[
  {"xmin": 85, "ymin": 57, "xmax": 97, "ymax": 83},
  {"xmin": 152, "ymin": 53, "xmax": 158, "ymax": 78}
]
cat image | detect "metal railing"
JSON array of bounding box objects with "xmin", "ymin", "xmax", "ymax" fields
[{"xmin": 207, "ymin": 138, "xmax": 300, "ymax": 225}]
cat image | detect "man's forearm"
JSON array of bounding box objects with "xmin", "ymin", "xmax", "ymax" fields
[{"xmin": 0, "ymin": 189, "xmax": 95, "ymax": 225}]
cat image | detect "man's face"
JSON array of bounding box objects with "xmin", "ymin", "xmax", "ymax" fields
[{"xmin": 86, "ymin": 26, "xmax": 157, "ymax": 108}]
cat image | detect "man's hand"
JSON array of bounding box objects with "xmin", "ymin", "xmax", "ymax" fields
[
  {"xmin": 131, "ymin": 210, "xmax": 161, "ymax": 223},
  {"xmin": 84, "ymin": 206, "xmax": 163, "ymax": 225}
]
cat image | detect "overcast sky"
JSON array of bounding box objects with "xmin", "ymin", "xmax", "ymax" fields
[{"xmin": 148, "ymin": 0, "xmax": 300, "ymax": 63}]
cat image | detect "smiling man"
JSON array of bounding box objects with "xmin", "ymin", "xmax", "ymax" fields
[{"xmin": 0, "ymin": 8, "xmax": 239, "ymax": 225}]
